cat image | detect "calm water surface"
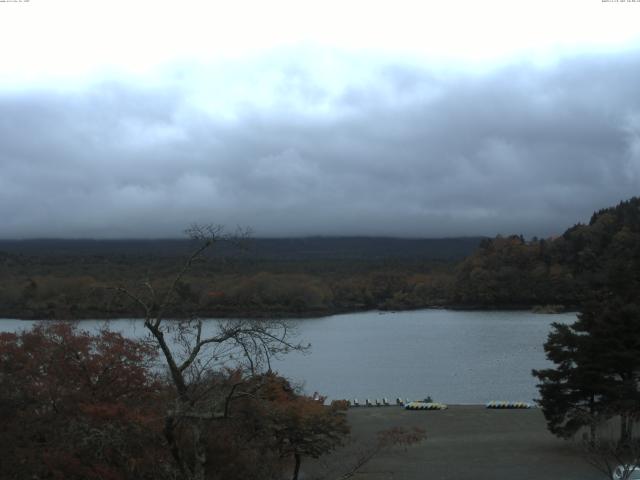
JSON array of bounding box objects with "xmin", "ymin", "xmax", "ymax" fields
[{"xmin": 0, "ymin": 309, "xmax": 576, "ymax": 404}]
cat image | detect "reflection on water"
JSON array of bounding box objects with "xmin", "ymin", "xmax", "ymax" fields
[{"xmin": 0, "ymin": 309, "xmax": 576, "ymax": 403}]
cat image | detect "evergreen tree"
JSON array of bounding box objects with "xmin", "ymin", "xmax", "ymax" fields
[
  {"xmin": 579, "ymin": 298, "xmax": 640, "ymax": 444},
  {"xmin": 533, "ymin": 320, "xmax": 606, "ymax": 441},
  {"xmin": 534, "ymin": 297, "xmax": 640, "ymax": 444}
]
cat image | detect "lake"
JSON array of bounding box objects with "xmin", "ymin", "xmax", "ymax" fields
[{"xmin": 0, "ymin": 309, "xmax": 576, "ymax": 404}]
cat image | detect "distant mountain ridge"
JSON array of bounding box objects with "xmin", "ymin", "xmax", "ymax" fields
[{"xmin": 0, "ymin": 236, "xmax": 484, "ymax": 261}]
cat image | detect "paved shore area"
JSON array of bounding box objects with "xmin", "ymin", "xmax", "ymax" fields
[{"xmin": 305, "ymin": 405, "xmax": 605, "ymax": 480}]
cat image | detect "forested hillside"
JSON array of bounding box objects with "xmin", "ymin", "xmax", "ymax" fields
[{"xmin": 452, "ymin": 197, "xmax": 640, "ymax": 309}]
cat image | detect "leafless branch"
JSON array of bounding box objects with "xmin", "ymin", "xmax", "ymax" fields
[
  {"xmin": 580, "ymin": 424, "xmax": 640, "ymax": 480},
  {"xmin": 108, "ymin": 224, "xmax": 311, "ymax": 480}
]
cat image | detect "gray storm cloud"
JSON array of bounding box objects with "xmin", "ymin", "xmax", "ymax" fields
[{"xmin": 1, "ymin": 50, "xmax": 639, "ymax": 238}]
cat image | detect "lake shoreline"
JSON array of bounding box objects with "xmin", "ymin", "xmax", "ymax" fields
[{"xmin": 0, "ymin": 303, "xmax": 577, "ymax": 321}]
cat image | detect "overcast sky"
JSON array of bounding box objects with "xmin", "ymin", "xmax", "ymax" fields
[{"xmin": 1, "ymin": 0, "xmax": 640, "ymax": 238}]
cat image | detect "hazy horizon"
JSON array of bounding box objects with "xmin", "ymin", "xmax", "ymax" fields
[{"xmin": 1, "ymin": 234, "xmax": 489, "ymax": 241}]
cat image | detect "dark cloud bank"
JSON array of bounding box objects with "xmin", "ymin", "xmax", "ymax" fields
[{"xmin": 1, "ymin": 51, "xmax": 639, "ymax": 238}]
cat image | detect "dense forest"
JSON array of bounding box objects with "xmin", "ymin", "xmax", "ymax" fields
[
  {"xmin": 452, "ymin": 197, "xmax": 640, "ymax": 309},
  {"xmin": 0, "ymin": 237, "xmax": 480, "ymax": 319},
  {"xmin": 1, "ymin": 197, "xmax": 639, "ymax": 319}
]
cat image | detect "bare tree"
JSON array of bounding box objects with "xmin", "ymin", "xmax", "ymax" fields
[{"xmin": 113, "ymin": 225, "xmax": 306, "ymax": 480}]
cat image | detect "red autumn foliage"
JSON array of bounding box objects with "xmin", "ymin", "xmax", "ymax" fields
[
  {"xmin": 0, "ymin": 324, "xmax": 349, "ymax": 480},
  {"xmin": 0, "ymin": 322, "xmax": 414, "ymax": 480},
  {"xmin": 0, "ymin": 323, "xmax": 170, "ymax": 480}
]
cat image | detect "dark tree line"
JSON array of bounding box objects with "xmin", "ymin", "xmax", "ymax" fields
[
  {"xmin": 453, "ymin": 197, "xmax": 640, "ymax": 309},
  {"xmin": 4, "ymin": 198, "xmax": 640, "ymax": 319}
]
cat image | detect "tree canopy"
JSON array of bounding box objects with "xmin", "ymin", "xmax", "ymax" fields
[
  {"xmin": 533, "ymin": 198, "xmax": 640, "ymax": 444},
  {"xmin": 454, "ymin": 197, "xmax": 640, "ymax": 308},
  {"xmin": 0, "ymin": 323, "xmax": 166, "ymax": 479}
]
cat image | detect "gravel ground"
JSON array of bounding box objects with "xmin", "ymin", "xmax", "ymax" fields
[{"xmin": 303, "ymin": 405, "xmax": 607, "ymax": 480}]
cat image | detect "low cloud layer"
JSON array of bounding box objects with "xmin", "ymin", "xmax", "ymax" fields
[{"xmin": 2, "ymin": 50, "xmax": 639, "ymax": 238}]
